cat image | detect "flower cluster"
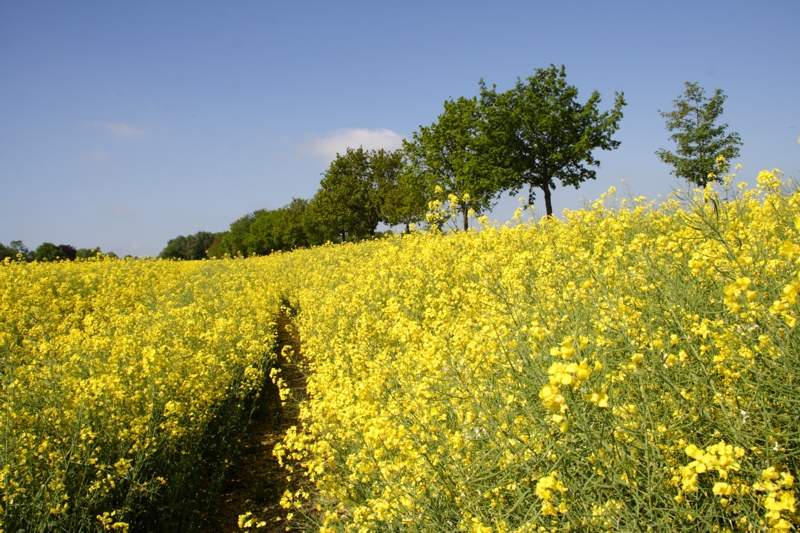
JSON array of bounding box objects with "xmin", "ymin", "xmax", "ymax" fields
[
  {"xmin": 1, "ymin": 256, "xmax": 284, "ymax": 531},
  {"xmin": 271, "ymin": 169, "xmax": 800, "ymax": 532}
]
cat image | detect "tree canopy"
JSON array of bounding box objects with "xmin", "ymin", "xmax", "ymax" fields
[
  {"xmin": 33, "ymin": 242, "xmax": 61, "ymax": 262},
  {"xmin": 403, "ymin": 96, "xmax": 499, "ymax": 230},
  {"xmin": 656, "ymin": 81, "xmax": 742, "ymax": 187},
  {"xmin": 245, "ymin": 199, "xmax": 310, "ymax": 255},
  {"xmin": 480, "ymin": 64, "xmax": 626, "ymax": 216},
  {"xmin": 1, "ymin": 241, "xmax": 105, "ymax": 262},
  {"xmin": 308, "ymin": 147, "xmax": 403, "ymax": 240},
  {"xmin": 218, "ymin": 213, "xmax": 260, "ymax": 257},
  {"xmin": 0, "ymin": 242, "xmax": 15, "ymax": 261},
  {"xmin": 159, "ymin": 231, "xmax": 216, "ymax": 260},
  {"xmin": 381, "ymin": 165, "xmax": 427, "ymax": 233}
]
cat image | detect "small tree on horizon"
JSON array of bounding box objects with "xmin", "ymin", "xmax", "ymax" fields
[
  {"xmin": 656, "ymin": 81, "xmax": 742, "ymax": 187},
  {"xmin": 33, "ymin": 242, "xmax": 60, "ymax": 262}
]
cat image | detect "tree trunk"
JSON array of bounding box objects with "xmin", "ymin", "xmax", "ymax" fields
[
  {"xmin": 462, "ymin": 207, "xmax": 469, "ymax": 231},
  {"xmin": 542, "ymin": 185, "xmax": 553, "ymax": 217},
  {"xmin": 405, "ymin": 222, "xmax": 410, "ymax": 233}
]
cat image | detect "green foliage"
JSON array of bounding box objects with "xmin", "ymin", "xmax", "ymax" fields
[
  {"xmin": 205, "ymin": 234, "xmax": 224, "ymax": 258},
  {"xmin": 303, "ymin": 196, "xmax": 343, "ymax": 246},
  {"xmin": 309, "ymin": 147, "xmax": 403, "ymax": 241},
  {"xmin": 76, "ymin": 247, "xmax": 103, "ymax": 259},
  {"xmin": 219, "ymin": 213, "xmax": 261, "ymax": 257},
  {"xmin": 381, "ymin": 166, "xmax": 428, "ymax": 233},
  {"xmin": 481, "ymin": 64, "xmax": 626, "ymax": 216},
  {"xmin": 245, "ymin": 201, "xmax": 309, "ymax": 255},
  {"xmin": 0, "ymin": 242, "xmax": 15, "ymax": 261},
  {"xmin": 159, "ymin": 231, "xmax": 216, "ymax": 260},
  {"xmin": 33, "ymin": 242, "xmax": 60, "ymax": 262},
  {"xmin": 656, "ymin": 82, "xmax": 743, "ymax": 187},
  {"xmin": 2, "ymin": 243, "xmax": 108, "ymax": 262},
  {"xmin": 274, "ymin": 198, "xmax": 311, "ymax": 250},
  {"xmin": 209, "ymin": 200, "xmax": 311, "ymax": 257},
  {"xmin": 5, "ymin": 241, "xmax": 32, "ymax": 262},
  {"xmin": 404, "ymin": 96, "xmax": 498, "ymax": 230}
]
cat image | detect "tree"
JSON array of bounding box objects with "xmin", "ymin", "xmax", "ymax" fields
[
  {"xmin": 205, "ymin": 234, "xmax": 224, "ymax": 258},
  {"xmin": 303, "ymin": 196, "xmax": 344, "ymax": 245},
  {"xmin": 160, "ymin": 231, "xmax": 216, "ymax": 260},
  {"xmin": 0, "ymin": 242, "xmax": 14, "ymax": 261},
  {"xmin": 381, "ymin": 165, "xmax": 428, "ymax": 233},
  {"xmin": 273, "ymin": 198, "xmax": 310, "ymax": 250},
  {"xmin": 245, "ymin": 210, "xmax": 284, "ymax": 255},
  {"xmin": 245, "ymin": 200, "xmax": 311, "ymax": 255},
  {"xmin": 656, "ymin": 82, "xmax": 742, "ymax": 187},
  {"xmin": 76, "ymin": 247, "xmax": 103, "ymax": 259},
  {"xmin": 219, "ymin": 212, "xmax": 262, "ymax": 257},
  {"xmin": 57, "ymin": 244, "xmax": 77, "ymax": 261},
  {"xmin": 308, "ymin": 147, "xmax": 402, "ymax": 241},
  {"xmin": 9, "ymin": 241, "xmax": 32, "ymax": 261},
  {"xmin": 480, "ymin": 64, "xmax": 626, "ymax": 217},
  {"xmin": 33, "ymin": 242, "xmax": 60, "ymax": 261},
  {"xmin": 404, "ymin": 96, "xmax": 499, "ymax": 230}
]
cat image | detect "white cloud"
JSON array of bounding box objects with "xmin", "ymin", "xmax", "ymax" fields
[
  {"xmin": 304, "ymin": 128, "xmax": 405, "ymax": 162},
  {"xmin": 107, "ymin": 203, "xmax": 135, "ymax": 218},
  {"xmin": 88, "ymin": 121, "xmax": 145, "ymax": 138}
]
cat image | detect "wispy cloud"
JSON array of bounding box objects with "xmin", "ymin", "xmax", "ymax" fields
[
  {"xmin": 87, "ymin": 121, "xmax": 145, "ymax": 138},
  {"xmin": 107, "ymin": 203, "xmax": 135, "ymax": 218},
  {"xmin": 303, "ymin": 128, "xmax": 405, "ymax": 162}
]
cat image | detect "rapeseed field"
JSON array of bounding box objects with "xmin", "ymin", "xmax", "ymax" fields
[
  {"xmin": 3, "ymin": 169, "xmax": 799, "ymax": 532},
  {"xmin": 1, "ymin": 258, "xmax": 284, "ymax": 531},
  {"xmin": 273, "ymin": 170, "xmax": 799, "ymax": 532}
]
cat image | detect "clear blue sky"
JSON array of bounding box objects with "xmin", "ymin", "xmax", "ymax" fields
[{"xmin": 2, "ymin": 1, "xmax": 798, "ymax": 257}]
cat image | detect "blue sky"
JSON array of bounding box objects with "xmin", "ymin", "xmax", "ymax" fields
[{"xmin": 1, "ymin": 1, "xmax": 798, "ymax": 257}]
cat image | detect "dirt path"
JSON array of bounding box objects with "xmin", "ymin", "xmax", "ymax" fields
[{"xmin": 200, "ymin": 310, "xmax": 307, "ymax": 532}]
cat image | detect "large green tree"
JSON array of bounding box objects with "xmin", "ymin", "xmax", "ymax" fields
[
  {"xmin": 381, "ymin": 165, "xmax": 428, "ymax": 233},
  {"xmin": 403, "ymin": 96, "xmax": 498, "ymax": 230},
  {"xmin": 480, "ymin": 64, "xmax": 626, "ymax": 217},
  {"xmin": 244, "ymin": 210, "xmax": 284, "ymax": 255},
  {"xmin": 308, "ymin": 147, "xmax": 402, "ymax": 241},
  {"xmin": 656, "ymin": 82, "xmax": 742, "ymax": 187}
]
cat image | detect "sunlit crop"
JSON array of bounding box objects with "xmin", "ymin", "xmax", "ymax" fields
[
  {"xmin": 4, "ymin": 169, "xmax": 799, "ymax": 532},
  {"xmin": 1, "ymin": 257, "xmax": 283, "ymax": 531},
  {"xmin": 274, "ymin": 169, "xmax": 800, "ymax": 532}
]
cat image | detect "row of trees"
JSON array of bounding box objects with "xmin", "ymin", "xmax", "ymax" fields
[
  {"xmin": 0, "ymin": 241, "xmax": 111, "ymax": 262},
  {"xmin": 160, "ymin": 67, "xmax": 742, "ymax": 259}
]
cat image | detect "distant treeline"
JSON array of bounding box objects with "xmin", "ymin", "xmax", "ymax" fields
[
  {"xmin": 0, "ymin": 241, "xmax": 115, "ymax": 262},
  {"xmin": 162, "ymin": 64, "xmax": 631, "ymax": 260},
  {"xmin": 3, "ymin": 66, "xmax": 735, "ymax": 264},
  {"xmin": 161, "ymin": 147, "xmax": 426, "ymax": 260}
]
